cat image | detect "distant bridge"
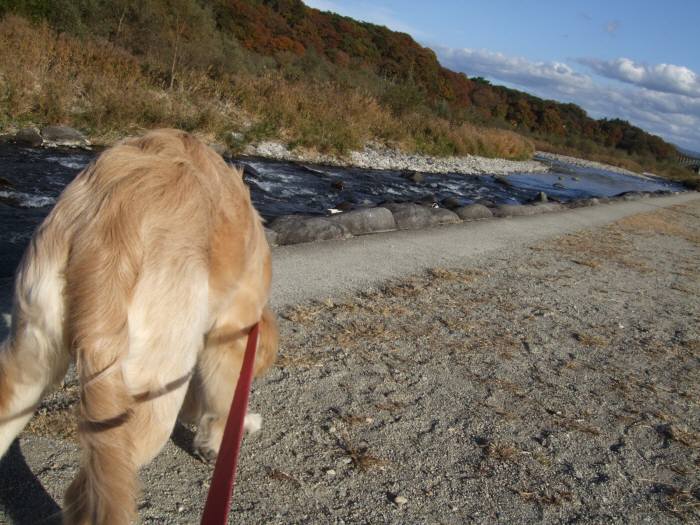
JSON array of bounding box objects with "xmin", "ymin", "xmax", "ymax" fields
[{"xmin": 677, "ymin": 153, "xmax": 700, "ymax": 174}]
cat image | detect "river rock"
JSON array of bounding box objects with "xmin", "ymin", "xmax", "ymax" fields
[
  {"xmin": 13, "ymin": 127, "xmax": 43, "ymax": 147},
  {"xmin": 494, "ymin": 175, "xmax": 512, "ymax": 187},
  {"xmin": 264, "ymin": 228, "xmax": 278, "ymax": 246},
  {"xmin": 40, "ymin": 126, "xmax": 88, "ymax": 147},
  {"xmin": 0, "ymin": 176, "xmax": 13, "ymax": 190},
  {"xmin": 491, "ymin": 204, "xmax": 539, "ymax": 217},
  {"xmin": 327, "ymin": 207, "xmax": 396, "ymax": 235},
  {"xmin": 455, "ymin": 204, "xmax": 493, "ymax": 221},
  {"xmin": 383, "ymin": 203, "xmax": 434, "ymax": 230},
  {"xmin": 534, "ymin": 191, "xmax": 548, "ymax": 203},
  {"xmin": 416, "ymin": 194, "xmax": 437, "ymax": 207},
  {"xmin": 402, "ymin": 171, "xmax": 425, "ymax": 184},
  {"xmin": 568, "ymin": 198, "xmax": 600, "ymax": 208},
  {"xmin": 616, "ymin": 191, "xmax": 645, "ymax": 201},
  {"xmin": 441, "ymin": 196, "xmax": 463, "ymax": 210},
  {"xmin": 532, "ymin": 202, "xmax": 563, "ymax": 213},
  {"xmin": 209, "ymin": 142, "xmax": 228, "ymax": 157},
  {"xmin": 269, "ymin": 215, "xmax": 351, "ymax": 245},
  {"xmin": 334, "ymin": 200, "xmax": 354, "ymax": 212},
  {"xmin": 430, "ymin": 208, "xmax": 461, "ymax": 225}
]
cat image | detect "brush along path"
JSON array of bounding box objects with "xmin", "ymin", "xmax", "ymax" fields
[{"xmin": 1, "ymin": 197, "xmax": 699, "ymax": 524}]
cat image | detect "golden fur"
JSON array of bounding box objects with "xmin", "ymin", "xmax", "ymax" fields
[{"xmin": 0, "ymin": 129, "xmax": 278, "ymax": 524}]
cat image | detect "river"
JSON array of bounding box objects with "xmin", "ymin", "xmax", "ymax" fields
[{"xmin": 0, "ymin": 145, "xmax": 685, "ymax": 278}]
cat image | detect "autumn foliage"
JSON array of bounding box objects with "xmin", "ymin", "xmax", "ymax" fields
[{"xmin": 0, "ymin": 0, "xmax": 687, "ymax": 170}]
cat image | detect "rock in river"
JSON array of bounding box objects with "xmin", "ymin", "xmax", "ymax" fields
[
  {"xmin": 327, "ymin": 207, "xmax": 397, "ymax": 235},
  {"xmin": 13, "ymin": 127, "xmax": 43, "ymax": 147},
  {"xmin": 455, "ymin": 204, "xmax": 493, "ymax": 221},
  {"xmin": 41, "ymin": 126, "xmax": 88, "ymax": 147},
  {"xmin": 383, "ymin": 203, "xmax": 435, "ymax": 230},
  {"xmin": 269, "ymin": 215, "xmax": 352, "ymax": 245}
]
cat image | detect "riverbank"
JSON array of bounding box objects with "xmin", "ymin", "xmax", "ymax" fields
[
  {"xmin": 1, "ymin": 125, "xmax": 653, "ymax": 178},
  {"xmin": 244, "ymin": 140, "xmax": 548, "ymax": 175},
  {"xmin": 1, "ymin": 196, "xmax": 698, "ymax": 524},
  {"xmin": 534, "ymin": 151, "xmax": 644, "ymax": 177}
]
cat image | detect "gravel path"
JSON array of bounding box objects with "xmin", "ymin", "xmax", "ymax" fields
[{"xmin": 1, "ymin": 199, "xmax": 699, "ymax": 524}]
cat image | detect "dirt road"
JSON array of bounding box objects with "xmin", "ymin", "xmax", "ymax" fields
[{"xmin": 1, "ymin": 198, "xmax": 698, "ymax": 524}]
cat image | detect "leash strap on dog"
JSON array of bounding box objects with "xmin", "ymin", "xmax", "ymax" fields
[{"xmin": 201, "ymin": 322, "xmax": 260, "ymax": 525}]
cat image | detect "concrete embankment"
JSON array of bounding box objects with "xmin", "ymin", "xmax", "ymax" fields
[{"xmin": 270, "ymin": 193, "xmax": 699, "ymax": 308}]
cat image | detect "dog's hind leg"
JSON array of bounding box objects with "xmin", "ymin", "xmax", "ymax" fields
[
  {"xmin": 63, "ymin": 259, "xmax": 209, "ymax": 525},
  {"xmin": 185, "ymin": 306, "xmax": 278, "ymax": 461},
  {"xmin": 0, "ymin": 261, "xmax": 70, "ymax": 458},
  {"xmin": 63, "ymin": 361, "xmax": 196, "ymax": 525}
]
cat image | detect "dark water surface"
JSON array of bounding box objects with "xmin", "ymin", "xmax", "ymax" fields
[{"xmin": 0, "ymin": 145, "xmax": 684, "ymax": 278}]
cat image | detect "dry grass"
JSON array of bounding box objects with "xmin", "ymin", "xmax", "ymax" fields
[
  {"xmin": 482, "ymin": 441, "xmax": 522, "ymax": 463},
  {"xmin": 25, "ymin": 406, "xmax": 77, "ymax": 441},
  {"xmin": 0, "ymin": 16, "xmax": 239, "ymax": 140},
  {"xmin": 335, "ymin": 433, "xmax": 387, "ymax": 472},
  {"xmin": 616, "ymin": 207, "xmax": 700, "ymax": 245},
  {"xmin": 556, "ymin": 418, "xmax": 602, "ymax": 436},
  {"xmin": 266, "ymin": 467, "xmax": 302, "ymax": 488},
  {"xmin": 571, "ymin": 259, "xmax": 601, "ymax": 269},
  {"xmin": 544, "ymin": 224, "xmax": 657, "ymax": 273},
  {"xmin": 0, "ymin": 15, "xmax": 534, "ymax": 159},
  {"xmin": 656, "ymin": 424, "xmax": 700, "ymax": 449},
  {"xmin": 653, "ymin": 483, "xmax": 700, "ymax": 518},
  {"xmin": 573, "ymin": 332, "xmax": 610, "ymax": 348}
]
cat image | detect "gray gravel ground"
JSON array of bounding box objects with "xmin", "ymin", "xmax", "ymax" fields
[{"xmin": 1, "ymin": 200, "xmax": 699, "ymax": 524}]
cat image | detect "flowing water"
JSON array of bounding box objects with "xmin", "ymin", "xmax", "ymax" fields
[{"xmin": 0, "ymin": 145, "xmax": 684, "ymax": 278}]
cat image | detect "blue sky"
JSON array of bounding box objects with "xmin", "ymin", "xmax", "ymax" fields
[{"xmin": 303, "ymin": 1, "xmax": 700, "ymax": 152}]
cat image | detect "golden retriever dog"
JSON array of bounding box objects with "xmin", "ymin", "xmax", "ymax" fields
[{"xmin": 0, "ymin": 129, "xmax": 278, "ymax": 524}]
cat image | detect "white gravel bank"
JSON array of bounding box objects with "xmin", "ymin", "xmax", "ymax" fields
[
  {"xmin": 534, "ymin": 151, "xmax": 645, "ymax": 176},
  {"xmin": 244, "ymin": 141, "xmax": 549, "ymax": 175}
]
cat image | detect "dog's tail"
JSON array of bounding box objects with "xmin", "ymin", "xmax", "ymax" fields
[
  {"xmin": 0, "ymin": 236, "xmax": 72, "ymax": 458},
  {"xmin": 62, "ymin": 210, "xmax": 141, "ymax": 525}
]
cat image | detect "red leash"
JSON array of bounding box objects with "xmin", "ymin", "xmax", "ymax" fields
[{"xmin": 200, "ymin": 322, "xmax": 260, "ymax": 525}]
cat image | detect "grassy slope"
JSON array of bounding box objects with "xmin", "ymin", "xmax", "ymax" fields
[
  {"xmin": 0, "ymin": 15, "xmax": 533, "ymax": 160},
  {"xmin": 0, "ymin": 2, "xmax": 696, "ymax": 187}
]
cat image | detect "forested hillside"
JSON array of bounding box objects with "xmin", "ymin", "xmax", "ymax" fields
[{"xmin": 0, "ymin": 0, "xmax": 691, "ymax": 177}]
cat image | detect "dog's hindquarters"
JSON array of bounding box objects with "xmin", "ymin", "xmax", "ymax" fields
[{"xmin": 62, "ymin": 154, "xmax": 217, "ymax": 524}]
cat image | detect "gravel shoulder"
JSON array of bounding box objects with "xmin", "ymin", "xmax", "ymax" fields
[{"xmin": 1, "ymin": 198, "xmax": 699, "ymax": 524}]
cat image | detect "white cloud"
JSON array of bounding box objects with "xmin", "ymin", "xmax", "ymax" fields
[
  {"xmin": 604, "ymin": 20, "xmax": 620, "ymax": 35},
  {"xmin": 434, "ymin": 47, "xmax": 592, "ymax": 90},
  {"xmin": 432, "ymin": 46, "xmax": 700, "ymax": 151},
  {"xmin": 580, "ymin": 58, "xmax": 700, "ymax": 98}
]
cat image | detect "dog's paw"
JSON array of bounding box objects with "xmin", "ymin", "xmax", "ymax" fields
[
  {"xmin": 244, "ymin": 413, "xmax": 262, "ymax": 434},
  {"xmin": 193, "ymin": 445, "xmax": 218, "ymax": 464}
]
